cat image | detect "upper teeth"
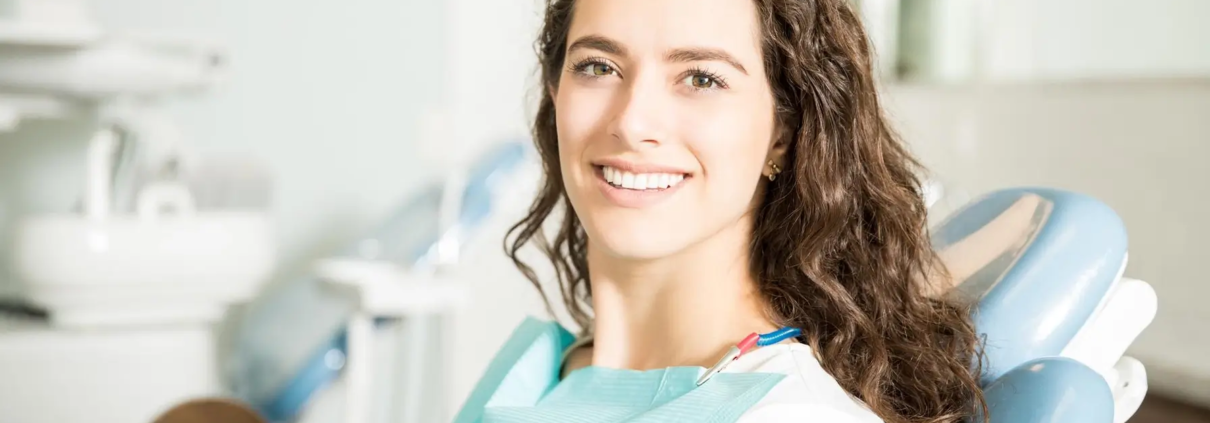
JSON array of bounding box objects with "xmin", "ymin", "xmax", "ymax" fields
[{"xmin": 603, "ymin": 166, "xmax": 685, "ymax": 190}]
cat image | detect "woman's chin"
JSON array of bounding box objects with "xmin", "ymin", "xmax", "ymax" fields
[
  {"xmin": 588, "ymin": 231, "xmax": 689, "ymax": 262},
  {"xmin": 579, "ymin": 209, "xmax": 700, "ymax": 261}
]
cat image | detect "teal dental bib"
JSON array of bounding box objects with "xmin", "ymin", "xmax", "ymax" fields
[{"xmin": 453, "ymin": 317, "xmax": 784, "ymax": 423}]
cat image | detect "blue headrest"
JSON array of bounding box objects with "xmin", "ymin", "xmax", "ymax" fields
[
  {"xmin": 983, "ymin": 357, "xmax": 1115, "ymax": 422},
  {"xmin": 931, "ymin": 187, "xmax": 1128, "ymax": 384}
]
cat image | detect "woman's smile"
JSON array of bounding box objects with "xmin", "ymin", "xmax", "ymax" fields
[{"xmin": 591, "ymin": 158, "xmax": 693, "ymax": 208}]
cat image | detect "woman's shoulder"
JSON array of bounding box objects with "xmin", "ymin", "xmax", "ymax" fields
[{"xmin": 729, "ymin": 344, "xmax": 884, "ymax": 423}]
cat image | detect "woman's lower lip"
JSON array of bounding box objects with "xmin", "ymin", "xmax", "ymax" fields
[{"xmin": 594, "ymin": 169, "xmax": 686, "ymax": 208}]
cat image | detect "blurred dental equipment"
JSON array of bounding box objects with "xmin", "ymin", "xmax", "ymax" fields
[
  {"xmin": 0, "ymin": 0, "xmax": 102, "ymax": 45},
  {"xmin": 12, "ymin": 126, "xmax": 274, "ymax": 327},
  {"xmin": 0, "ymin": 0, "xmax": 224, "ymax": 128},
  {"xmin": 0, "ymin": 2, "xmax": 271, "ymax": 423},
  {"xmin": 0, "ymin": 0, "xmax": 226, "ymax": 190},
  {"xmin": 227, "ymin": 139, "xmax": 538, "ymax": 423}
]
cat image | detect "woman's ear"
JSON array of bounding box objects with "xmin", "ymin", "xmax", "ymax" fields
[
  {"xmin": 769, "ymin": 144, "xmax": 787, "ymax": 168},
  {"xmin": 767, "ymin": 126, "xmax": 790, "ymax": 169},
  {"xmin": 764, "ymin": 137, "xmax": 789, "ymax": 181}
]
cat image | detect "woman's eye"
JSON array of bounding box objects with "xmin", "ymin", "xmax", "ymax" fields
[
  {"xmin": 587, "ymin": 63, "xmax": 615, "ymax": 76},
  {"xmin": 685, "ymin": 74, "xmax": 717, "ymax": 90}
]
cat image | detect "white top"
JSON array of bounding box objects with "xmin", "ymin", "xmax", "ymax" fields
[{"xmin": 728, "ymin": 343, "xmax": 884, "ymax": 423}]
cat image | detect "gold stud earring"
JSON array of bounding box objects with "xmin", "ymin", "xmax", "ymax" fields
[{"xmin": 767, "ymin": 160, "xmax": 782, "ymax": 181}]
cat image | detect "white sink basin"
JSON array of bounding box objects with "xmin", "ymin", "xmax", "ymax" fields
[{"xmin": 11, "ymin": 211, "xmax": 275, "ymax": 327}]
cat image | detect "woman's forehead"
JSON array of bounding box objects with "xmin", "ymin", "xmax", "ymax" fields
[{"xmin": 566, "ymin": 0, "xmax": 764, "ymax": 62}]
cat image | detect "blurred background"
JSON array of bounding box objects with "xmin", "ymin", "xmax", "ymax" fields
[{"xmin": 0, "ymin": 0, "xmax": 1205, "ymax": 422}]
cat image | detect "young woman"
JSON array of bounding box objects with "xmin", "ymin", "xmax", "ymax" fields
[{"xmin": 504, "ymin": 0, "xmax": 986, "ymax": 421}]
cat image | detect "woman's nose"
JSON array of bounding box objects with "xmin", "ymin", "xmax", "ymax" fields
[{"xmin": 606, "ymin": 75, "xmax": 670, "ymax": 149}]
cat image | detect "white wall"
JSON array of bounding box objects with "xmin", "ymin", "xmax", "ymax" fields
[
  {"xmin": 1024, "ymin": 0, "xmax": 1210, "ymax": 79},
  {"xmin": 900, "ymin": 0, "xmax": 1210, "ymax": 81}
]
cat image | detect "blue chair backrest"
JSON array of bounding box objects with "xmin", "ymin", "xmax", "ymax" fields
[{"xmin": 932, "ymin": 187, "xmax": 1128, "ymax": 422}]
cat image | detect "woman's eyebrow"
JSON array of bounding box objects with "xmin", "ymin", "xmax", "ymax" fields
[
  {"xmin": 567, "ymin": 35, "xmax": 629, "ymax": 57},
  {"xmin": 666, "ymin": 48, "xmax": 748, "ymax": 75},
  {"xmin": 566, "ymin": 36, "xmax": 748, "ymax": 76}
]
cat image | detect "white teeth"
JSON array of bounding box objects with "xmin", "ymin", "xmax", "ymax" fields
[
  {"xmin": 601, "ymin": 166, "xmax": 686, "ymax": 190},
  {"xmin": 621, "ymin": 172, "xmax": 636, "ymax": 189}
]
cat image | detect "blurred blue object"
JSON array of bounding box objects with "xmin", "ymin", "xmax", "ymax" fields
[
  {"xmin": 984, "ymin": 357, "xmax": 1115, "ymax": 423},
  {"xmin": 226, "ymin": 140, "xmax": 534, "ymax": 422}
]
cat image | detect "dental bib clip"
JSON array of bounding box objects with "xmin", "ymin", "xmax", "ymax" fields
[{"xmin": 696, "ymin": 327, "xmax": 802, "ymax": 386}]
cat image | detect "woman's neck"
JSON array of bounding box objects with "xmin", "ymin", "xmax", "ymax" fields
[{"xmin": 585, "ymin": 219, "xmax": 778, "ymax": 370}]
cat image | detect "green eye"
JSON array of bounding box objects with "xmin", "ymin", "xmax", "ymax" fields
[{"xmin": 590, "ymin": 63, "xmax": 614, "ymax": 76}]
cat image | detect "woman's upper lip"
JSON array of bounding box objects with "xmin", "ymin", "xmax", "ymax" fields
[{"xmin": 592, "ymin": 157, "xmax": 692, "ymax": 175}]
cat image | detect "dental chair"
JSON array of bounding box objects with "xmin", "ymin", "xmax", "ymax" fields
[
  {"xmin": 939, "ymin": 187, "xmax": 1155, "ymax": 422},
  {"xmin": 454, "ymin": 187, "xmax": 1157, "ymax": 423}
]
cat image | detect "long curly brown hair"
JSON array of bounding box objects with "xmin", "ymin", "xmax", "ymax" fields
[{"xmin": 505, "ymin": 1, "xmax": 988, "ymax": 422}]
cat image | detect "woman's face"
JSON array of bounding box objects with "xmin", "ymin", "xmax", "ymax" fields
[{"xmin": 555, "ymin": 0, "xmax": 780, "ymax": 260}]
